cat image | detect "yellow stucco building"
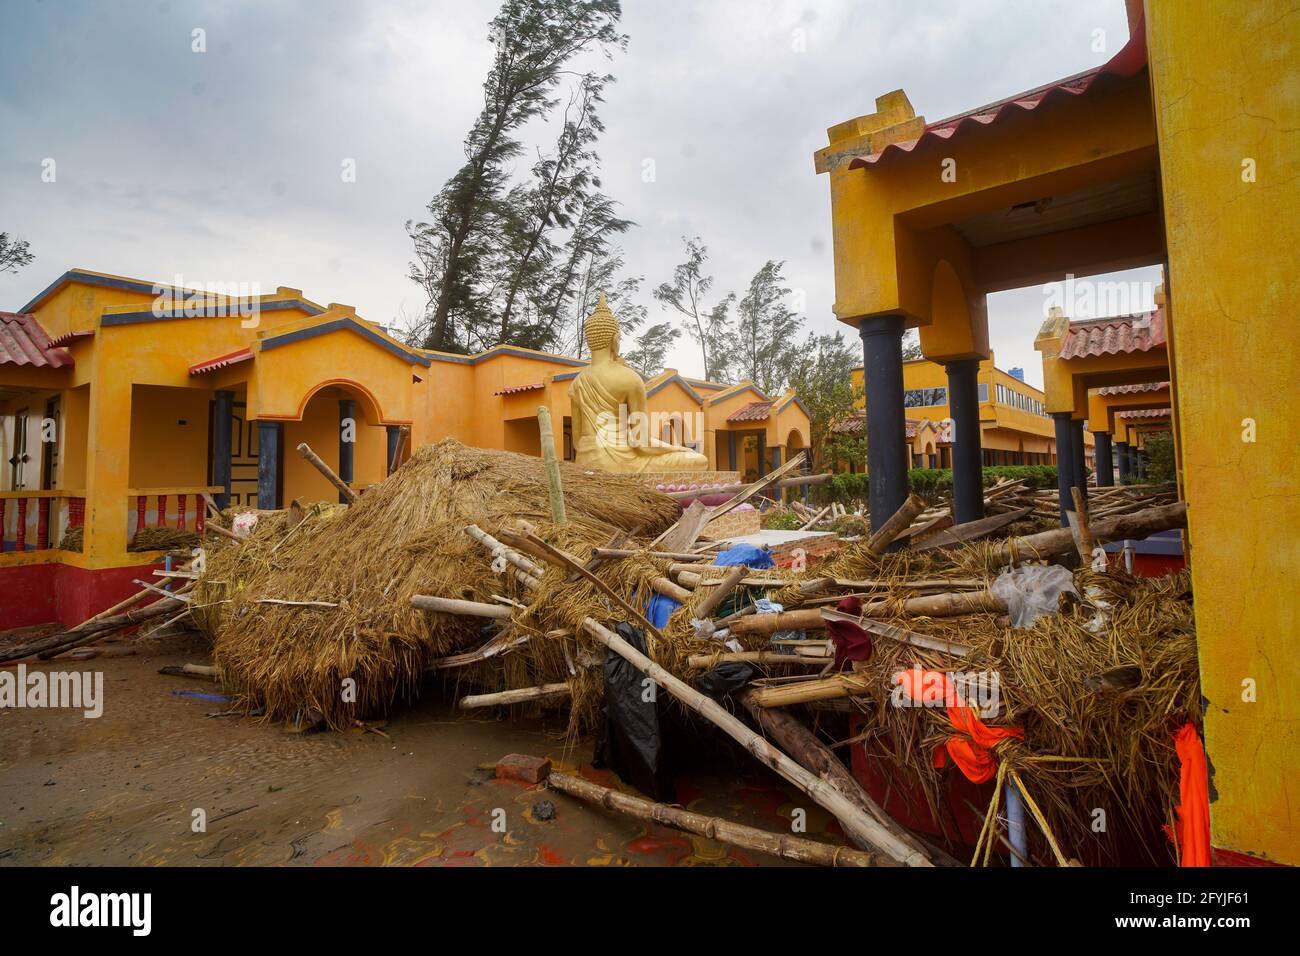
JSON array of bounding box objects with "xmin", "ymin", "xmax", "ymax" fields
[
  {"xmin": 816, "ymin": 0, "xmax": 1298, "ymax": 864},
  {"xmin": 845, "ymin": 355, "xmax": 1093, "ymax": 469},
  {"xmin": 1, "ymin": 269, "xmax": 808, "ymax": 629}
]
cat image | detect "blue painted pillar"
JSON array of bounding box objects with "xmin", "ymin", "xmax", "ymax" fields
[
  {"xmin": 859, "ymin": 316, "xmax": 908, "ymax": 533},
  {"xmin": 1116, "ymin": 440, "xmax": 1130, "ymax": 481},
  {"xmin": 1094, "ymin": 432, "xmax": 1114, "ymax": 486},
  {"xmin": 257, "ymin": 421, "xmax": 282, "ymax": 510},
  {"xmin": 212, "ymin": 389, "xmax": 234, "ymax": 509},
  {"xmin": 944, "ymin": 359, "xmax": 984, "ymax": 525},
  {"xmin": 727, "ymin": 432, "xmax": 737, "ymax": 472},
  {"xmin": 1051, "ymin": 413, "xmax": 1074, "ymax": 527},
  {"xmin": 386, "ymin": 425, "xmax": 403, "ymax": 475},
  {"xmin": 338, "ymin": 399, "xmax": 355, "ymax": 504}
]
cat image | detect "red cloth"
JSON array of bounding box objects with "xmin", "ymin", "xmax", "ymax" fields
[
  {"xmin": 896, "ymin": 668, "xmax": 1023, "ymax": 784},
  {"xmin": 826, "ymin": 596, "xmax": 873, "ymax": 669},
  {"xmin": 1169, "ymin": 722, "xmax": 1211, "ymax": 867}
]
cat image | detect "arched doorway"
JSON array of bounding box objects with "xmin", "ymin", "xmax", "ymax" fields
[{"xmin": 283, "ymin": 383, "xmax": 388, "ymax": 503}]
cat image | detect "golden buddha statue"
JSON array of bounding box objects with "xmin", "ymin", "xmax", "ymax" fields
[{"xmin": 569, "ymin": 293, "xmax": 709, "ymax": 473}]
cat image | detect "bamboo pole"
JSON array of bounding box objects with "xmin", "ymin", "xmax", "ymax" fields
[
  {"xmin": 649, "ymin": 576, "xmax": 693, "ymax": 603},
  {"xmin": 691, "ymin": 564, "xmax": 748, "ymax": 619},
  {"xmin": 865, "ymin": 493, "xmax": 926, "ymax": 554},
  {"xmin": 579, "ymin": 616, "xmax": 929, "ymax": 866},
  {"xmin": 1068, "ymin": 486, "xmax": 1096, "ymax": 561},
  {"xmin": 296, "ymin": 442, "xmax": 358, "ymax": 504},
  {"xmin": 1, "ymin": 595, "xmax": 187, "ymax": 665},
  {"xmin": 747, "ymin": 672, "xmax": 873, "ymax": 708},
  {"xmin": 730, "ymin": 589, "xmax": 1007, "ymax": 635},
  {"xmin": 687, "ymin": 650, "xmax": 832, "ymax": 669},
  {"xmin": 592, "ymin": 548, "xmax": 712, "ymax": 562},
  {"xmin": 536, "ymin": 406, "xmax": 567, "ymax": 526},
  {"xmin": 459, "ymin": 683, "xmax": 571, "ymax": 709},
  {"xmin": 465, "ymin": 524, "xmax": 544, "ymax": 582},
  {"xmin": 547, "ymin": 769, "xmax": 881, "ymax": 867},
  {"xmin": 662, "ymin": 472, "xmax": 832, "ymax": 502},
  {"xmin": 411, "ymin": 595, "xmax": 514, "ymax": 619},
  {"xmin": 799, "ymin": 506, "xmax": 831, "ymax": 531},
  {"xmin": 526, "ymin": 533, "xmax": 665, "ymax": 641}
]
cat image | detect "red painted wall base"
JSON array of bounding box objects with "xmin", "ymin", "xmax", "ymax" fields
[{"xmin": 0, "ymin": 561, "xmax": 166, "ymax": 630}]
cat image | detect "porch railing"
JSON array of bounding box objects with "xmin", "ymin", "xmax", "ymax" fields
[
  {"xmin": 128, "ymin": 486, "xmax": 225, "ymax": 542},
  {"xmin": 0, "ymin": 490, "xmax": 85, "ymax": 553}
]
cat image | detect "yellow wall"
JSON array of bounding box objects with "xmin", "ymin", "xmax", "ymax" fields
[{"xmin": 1146, "ymin": 0, "xmax": 1299, "ymax": 864}]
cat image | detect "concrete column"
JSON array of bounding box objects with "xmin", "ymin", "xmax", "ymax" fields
[
  {"xmin": 756, "ymin": 430, "xmax": 766, "ymax": 481},
  {"xmin": 727, "ymin": 432, "xmax": 737, "ymax": 472},
  {"xmin": 944, "ymin": 358, "xmax": 984, "ymax": 525},
  {"xmin": 859, "ymin": 316, "xmax": 909, "ymax": 533},
  {"xmin": 1070, "ymin": 420, "xmax": 1088, "ymax": 505},
  {"xmin": 1051, "ymin": 413, "xmax": 1075, "ymax": 527},
  {"xmin": 1116, "ymin": 441, "xmax": 1130, "ymax": 480},
  {"xmin": 212, "ymin": 389, "xmax": 234, "ymax": 509},
  {"xmin": 386, "ymin": 425, "xmax": 402, "ymax": 476},
  {"xmin": 1094, "ymin": 432, "xmax": 1114, "ymax": 487},
  {"xmin": 338, "ymin": 399, "xmax": 356, "ymax": 504},
  {"xmin": 257, "ymin": 421, "xmax": 282, "ymax": 510}
]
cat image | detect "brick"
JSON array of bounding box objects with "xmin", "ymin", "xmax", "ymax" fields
[{"xmin": 495, "ymin": 754, "xmax": 551, "ymax": 784}]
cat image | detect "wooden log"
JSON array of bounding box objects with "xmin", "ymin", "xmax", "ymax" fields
[
  {"xmin": 686, "ymin": 651, "xmax": 833, "ymax": 668},
  {"xmin": 895, "ymin": 512, "xmax": 954, "ymax": 544},
  {"xmin": 730, "ymin": 589, "xmax": 1006, "ymax": 635},
  {"xmin": 987, "ymin": 501, "xmax": 1187, "ymax": 565},
  {"xmin": 536, "ymin": 406, "xmax": 567, "ymax": 526},
  {"xmin": 677, "ymin": 570, "xmax": 788, "ymax": 589},
  {"xmin": 579, "ymin": 617, "xmax": 929, "ymax": 866},
  {"xmin": 691, "ymin": 564, "xmax": 748, "ymax": 619},
  {"xmin": 865, "ymin": 494, "xmax": 926, "ymax": 554},
  {"xmin": 663, "ymin": 472, "xmax": 832, "ymax": 502},
  {"xmin": 158, "ymin": 663, "xmax": 220, "ymax": 680},
  {"xmin": 0, "ymin": 595, "xmax": 186, "ymax": 665},
  {"xmin": 428, "ymin": 630, "xmax": 530, "ymax": 671},
  {"xmin": 649, "ymin": 576, "xmax": 693, "ymax": 603},
  {"xmin": 911, "ymin": 508, "xmax": 1033, "ymax": 551},
  {"xmin": 747, "ymin": 672, "xmax": 873, "ymax": 708},
  {"xmin": 822, "ymin": 610, "xmax": 971, "ymax": 658},
  {"xmin": 1068, "ymin": 486, "xmax": 1096, "ymax": 561},
  {"xmin": 296, "ymin": 441, "xmax": 358, "ymax": 504},
  {"xmin": 547, "ymin": 769, "xmax": 882, "ymax": 867},
  {"xmin": 465, "ymin": 524, "xmax": 544, "ymax": 581},
  {"xmin": 737, "ymin": 690, "xmax": 947, "ymax": 865},
  {"xmin": 459, "ymin": 683, "xmax": 571, "ymax": 709},
  {"xmin": 411, "ymin": 595, "xmax": 513, "ymax": 619},
  {"xmin": 204, "ymin": 521, "xmax": 246, "ymax": 544},
  {"xmin": 799, "ymin": 506, "xmax": 831, "ymax": 531},
  {"xmin": 593, "ymin": 548, "xmax": 711, "ymax": 562}
]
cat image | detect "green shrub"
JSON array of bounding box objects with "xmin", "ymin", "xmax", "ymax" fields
[
  {"xmin": 763, "ymin": 509, "xmax": 805, "ymax": 531},
  {"xmin": 814, "ymin": 463, "xmax": 1059, "ymax": 505}
]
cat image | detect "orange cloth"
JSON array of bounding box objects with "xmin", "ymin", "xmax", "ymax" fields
[
  {"xmin": 1170, "ymin": 721, "xmax": 1212, "ymax": 867},
  {"xmin": 896, "ymin": 668, "xmax": 1023, "ymax": 784}
]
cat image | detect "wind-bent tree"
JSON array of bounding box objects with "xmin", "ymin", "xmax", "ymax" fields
[
  {"xmin": 653, "ymin": 237, "xmax": 734, "ymax": 382},
  {"xmin": 786, "ymin": 331, "xmax": 859, "ymax": 470},
  {"xmin": 0, "ymin": 233, "xmax": 34, "ymax": 275},
  {"xmin": 624, "ymin": 322, "xmax": 681, "ymax": 378},
  {"xmin": 732, "ymin": 259, "xmax": 804, "ymax": 395},
  {"xmin": 407, "ymin": 0, "xmax": 626, "ymax": 352}
]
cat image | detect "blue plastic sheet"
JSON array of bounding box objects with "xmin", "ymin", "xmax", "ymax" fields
[{"xmin": 713, "ymin": 543, "xmax": 774, "ymax": 569}]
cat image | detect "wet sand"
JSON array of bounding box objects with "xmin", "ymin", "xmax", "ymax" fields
[{"xmin": 1, "ymin": 637, "xmax": 845, "ymax": 866}]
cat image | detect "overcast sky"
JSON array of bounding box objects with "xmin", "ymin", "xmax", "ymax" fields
[{"xmin": 0, "ymin": 0, "xmax": 1158, "ymax": 388}]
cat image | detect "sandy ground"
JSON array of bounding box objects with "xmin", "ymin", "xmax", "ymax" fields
[{"xmin": 0, "ymin": 636, "xmax": 845, "ymax": 867}]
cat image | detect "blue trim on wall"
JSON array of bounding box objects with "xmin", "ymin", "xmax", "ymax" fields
[
  {"xmin": 777, "ymin": 394, "xmax": 812, "ymax": 419},
  {"xmin": 101, "ymin": 298, "xmax": 323, "ymax": 326},
  {"xmin": 646, "ymin": 373, "xmax": 704, "ymax": 405},
  {"xmin": 19, "ymin": 269, "xmax": 297, "ymax": 315},
  {"xmin": 261, "ymin": 316, "xmax": 432, "ymax": 367},
  {"xmin": 552, "ymin": 371, "xmax": 580, "ymax": 381},
  {"xmin": 708, "ymin": 384, "xmax": 770, "ymax": 406},
  {"xmin": 423, "ymin": 345, "xmax": 588, "ymax": 368}
]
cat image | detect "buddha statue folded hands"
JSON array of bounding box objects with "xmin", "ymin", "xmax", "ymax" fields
[{"xmin": 569, "ymin": 294, "xmax": 709, "ymax": 474}]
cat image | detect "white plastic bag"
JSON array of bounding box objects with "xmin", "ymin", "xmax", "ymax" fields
[{"xmin": 991, "ymin": 564, "xmax": 1079, "ymax": 628}]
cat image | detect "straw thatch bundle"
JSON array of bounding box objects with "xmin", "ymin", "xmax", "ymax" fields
[
  {"xmin": 129, "ymin": 527, "xmax": 200, "ymax": 552},
  {"xmin": 191, "ymin": 439, "xmax": 678, "ymax": 728}
]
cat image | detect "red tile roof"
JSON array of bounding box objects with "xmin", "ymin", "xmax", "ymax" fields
[
  {"xmin": 1118, "ymin": 407, "xmax": 1171, "ymax": 420},
  {"xmin": 831, "ymin": 415, "xmax": 934, "ymax": 439},
  {"xmin": 850, "ymin": 17, "xmax": 1147, "ymax": 168},
  {"xmin": 0, "ymin": 311, "xmax": 74, "ymax": 369},
  {"xmin": 727, "ymin": 400, "xmax": 774, "ymax": 423},
  {"xmin": 189, "ymin": 348, "xmax": 254, "ymax": 375},
  {"xmin": 1059, "ymin": 306, "xmax": 1167, "ymax": 360},
  {"xmin": 494, "ymin": 382, "xmax": 544, "ymax": 396},
  {"xmin": 1097, "ymin": 381, "xmax": 1169, "ymax": 395}
]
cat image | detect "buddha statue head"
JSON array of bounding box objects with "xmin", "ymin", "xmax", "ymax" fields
[{"xmin": 584, "ymin": 291, "xmax": 620, "ymax": 357}]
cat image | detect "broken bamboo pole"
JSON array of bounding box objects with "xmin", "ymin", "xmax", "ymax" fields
[
  {"xmin": 547, "ymin": 769, "xmax": 882, "ymax": 867},
  {"xmin": 691, "ymin": 564, "xmax": 748, "ymax": 619},
  {"xmin": 296, "ymin": 442, "xmax": 358, "ymax": 504},
  {"xmin": 411, "ymin": 595, "xmax": 514, "ymax": 619},
  {"xmin": 459, "ymin": 683, "xmax": 571, "ymax": 709},
  {"xmin": 730, "ymin": 589, "xmax": 1007, "ymax": 635},
  {"xmin": 1068, "ymin": 486, "xmax": 1097, "ymax": 562},
  {"xmin": 662, "ymin": 472, "xmax": 832, "ymax": 502},
  {"xmin": 1, "ymin": 595, "xmax": 187, "ymax": 665},
  {"xmin": 579, "ymin": 616, "xmax": 929, "ymax": 866},
  {"xmin": 865, "ymin": 494, "xmax": 926, "ymax": 554},
  {"xmin": 686, "ymin": 651, "xmax": 832, "ymax": 669},
  {"xmin": 536, "ymin": 406, "xmax": 567, "ymax": 526}
]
